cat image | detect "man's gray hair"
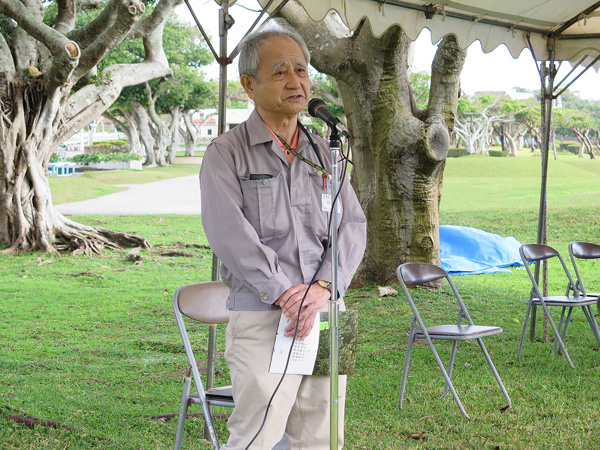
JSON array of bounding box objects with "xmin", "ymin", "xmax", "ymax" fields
[{"xmin": 238, "ymin": 19, "xmax": 310, "ymax": 80}]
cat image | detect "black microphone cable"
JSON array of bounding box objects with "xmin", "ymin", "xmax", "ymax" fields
[{"xmin": 244, "ymin": 135, "xmax": 351, "ymax": 450}]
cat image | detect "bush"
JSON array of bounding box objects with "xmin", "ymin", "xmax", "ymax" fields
[
  {"xmin": 68, "ymin": 152, "xmax": 141, "ymax": 164},
  {"xmin": 489, "ymin": 150, "xmax": 507, "ymax": 157},
  {"xmin": 448, "ymin": 148, "xmax": 469, "ymax": 158},
  {"xmin": 559, "ymin": 142, "xmax": 580, "ymax": 155},
  {"xmin": 85, "ymin": 139, "xmax": 129, "ymax": 154}
]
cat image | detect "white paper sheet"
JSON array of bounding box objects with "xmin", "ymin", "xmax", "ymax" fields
[{"xmin": 269, "ymin": 313, "xmax": 320, "ymax": 375}]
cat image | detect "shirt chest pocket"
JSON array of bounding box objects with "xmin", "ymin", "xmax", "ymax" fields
[{"xmin": 240, "ymin": 174, "xmax": 291, "ymax": 241}]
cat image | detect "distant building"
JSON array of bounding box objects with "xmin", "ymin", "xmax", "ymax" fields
[
  {"xmin": 474, "ymin": 89, "xmax": 534, "ymax": 101},
  {"xmin": 193, "ymin": 103, "xmax": 255, "ymax": 140}
]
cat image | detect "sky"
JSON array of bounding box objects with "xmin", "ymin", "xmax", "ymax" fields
[{"xmin": 176, "ymin": 0, "xmax": 600, "ymax": 101}]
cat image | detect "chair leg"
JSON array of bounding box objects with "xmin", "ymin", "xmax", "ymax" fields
[
  {"xmin": 174, "ymin": 375, "xmax": 192, "ymax": 450},
  {"xmin": 518, "ymin": 303, "xmax": 533, "ymax": 361},
  {"xmin": 442, "ymin": 341, "xmax": 459, "ymax": 399},
  {"xmin": 539, "ymin": 301, "xmax": 574, "ymax": 368},
  {"xmin": 552, "ymin": 307, "xmax": 571, "ymax": 355},
  {"xmin": 423, "ymin": 335, "xmax": 470, "ymax": 419},
  {"xmin": 477, "ymin": 339, "xmax": 512, "ymax": 407},
  {"xmin": 582, "ymin": 305, "xmax": 600, "ymax": 347},
  {"xmin": 399, "ymin": 326, "xmax": 416, "ymax": 410}
]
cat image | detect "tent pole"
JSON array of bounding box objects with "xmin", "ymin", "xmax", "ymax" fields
[
  {"xmin": 530, "ymin": 38, "xmax": 556, "ymax": 342},
  {"xmin": 211, "ymin": 1, "xmax": 233, "ymax": 282}
]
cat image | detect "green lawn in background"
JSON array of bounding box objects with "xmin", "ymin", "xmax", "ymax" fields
[
  {"xmin": 49, "ymin": 165, "xmax": 201, "ymax": 205},
  {"xmin": 2, "ymin": 153, "xmax": 600, "ymax": 449}
]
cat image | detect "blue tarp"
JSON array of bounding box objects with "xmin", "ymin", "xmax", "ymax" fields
[{"xmin": 440, "ymin": 225, "xmax": 523, "ymax": 275}]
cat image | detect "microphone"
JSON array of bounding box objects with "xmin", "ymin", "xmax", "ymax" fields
[{"xmin": 307, "ymin": 98, "xmax": 350, "ymax": 138}]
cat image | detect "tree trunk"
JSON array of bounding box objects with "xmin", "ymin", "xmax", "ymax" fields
[
  {"xmin": 105, "ymin": 110, "xmax": 146, "ymax": 161},
  {"xmin": 182, "ymin": 113, "xmax": 197, "ymax": 156},
  {"xmin": 0, "ymin": 0, "xmax": 181, "ymax": 253},
  {"xmin": 282, "ymin": 5, "xmax": 465, "ymax": 286},
  {"xmin": 165, "ymin": 107, "xmax": 181, "ymax": 164},
  {"xmin": 123, "ymin": 110, "xmax": 146, "ymax": 160},
  {"xmin": 145, "ymin": 85, "xmax": 169, "ymax": 166},
  {"xmin": 131, "ymin": 101, "xmax": 157, "ymax": 167}
]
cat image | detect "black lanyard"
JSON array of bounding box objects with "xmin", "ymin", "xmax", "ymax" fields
[{"xmin": 274, "ymin": 122, "xmax": 330, "ymax": 179}]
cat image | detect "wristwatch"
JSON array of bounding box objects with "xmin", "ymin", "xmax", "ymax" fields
[{"xmin": 316, "ymin": 280, "xmax": 331, "ymax": 290}]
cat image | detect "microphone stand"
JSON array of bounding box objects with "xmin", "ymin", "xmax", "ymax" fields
[{"xmin": 328, "ymin": 128, "xmax": 341, "ymax": 450}]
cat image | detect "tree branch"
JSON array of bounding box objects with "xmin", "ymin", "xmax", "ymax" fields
[
  {"xmin": 0, "ymin": 33, "xmax": 15, "ymax": 83},
  {"xmin": 279, "ymin": 1, "xmax": 351, "ymax": 79},
  {"xmin": 144, "ymin": 81, "xmax": 164, "ymax": 128},
  {"xmin": 54, "ymin": 0, "xmax": 76, "ymax": 35},
  {"xmin": 0, "ymin": 0, "xmax": 72, "ymax": 57},
  {"xmin": 73, "ymin": 0, "xmax": 145, "ymax": 80},
  {"xmin": 426, "ymin": 35, "xmax": 466, "ymax": 131},
  {"xmin": 136, "ymin": 0, "xmax": 182, "ymax": 67},
  {"xmin": 311, "ymin": 86, "xmax": 343, "ymax": 107},
  {"xmin": 67, "ymin": 0, "xmax": 121, "ymax": 48}
]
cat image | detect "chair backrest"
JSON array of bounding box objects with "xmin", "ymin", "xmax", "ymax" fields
[
  {"xmin": 397, "ymin": 262, "xmax": 448, "ymax": 286},
  {"xmin": 397, "ymin": 262, "xmax": 474, "ymax": 326},
  {"xmin": 568, "ymin": 241, "xmax": 600, "ymax": 297},
  {"xmin": 520, "ymin": 243, "xmax": 559, "ymax": 263},
  {"xmin": 520, "ymin": 244, "xmax": 578, "ymax": 297},
  {"xmin": 174, "ymin": 281, "xmax": 231, "ymax": 324},
  {"xmin": 569, "ymin": 241, "xmax": 600, "ymax": 260}
]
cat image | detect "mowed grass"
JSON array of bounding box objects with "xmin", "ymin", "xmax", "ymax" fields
[
  {"xmin": 2, "ymin": 152, "xmax": 600, "ymax": 449},
  {"xmin": 49, "ymin": 164, "xmax": 201, "ymax": 205}
]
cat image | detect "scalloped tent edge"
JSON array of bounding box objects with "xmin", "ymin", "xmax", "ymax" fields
[{"xmin": 186, "ymin": 0, "xmax": 600, "ymax": 274}]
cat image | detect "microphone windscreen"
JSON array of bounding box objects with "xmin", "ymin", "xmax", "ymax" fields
[{"xmin": 308, "ymin": 98, "xmax": 326, "ymax": 118}]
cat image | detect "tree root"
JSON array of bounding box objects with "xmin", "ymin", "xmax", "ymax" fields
[
  {"xmin": 2, "ymin": 405, "xmax": 109, "ymax": 442},
  {"xmin": 150, "ymin": 412, "xmax": 230, "ymax": 422}
]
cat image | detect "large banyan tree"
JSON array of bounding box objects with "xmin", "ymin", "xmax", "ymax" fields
[
  {"xmin": 282, "ymin": 3, "xmax": 466, "ymax": 285},
  {"xmin": 0, "ymin": 0, "xmax": 182, "ymax": 254}
]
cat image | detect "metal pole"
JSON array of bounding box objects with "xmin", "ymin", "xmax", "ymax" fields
[
  {"xmin": 329, "ymin": 131, "xmax": 341, "ymax": 450},
  {"xmin": 531, "ymin": 39, "xmax": 556, "ymax": 342},
  {"xmin": 211, "ymin": 1, "xmax": 231, "ymax": 282}
]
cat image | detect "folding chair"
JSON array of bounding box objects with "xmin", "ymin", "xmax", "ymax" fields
[
  {"xmin": 518, "ymin": 244, "xmax": 600, "ymax": 369},
  {"xmin": 173, "ymin": 281, "xmax": 233, "ymax": 450},
  {"xmin": 569, "ymin": 241, "xmax": 600, "ymax": 299},
  {"xmin": 396, "ymin": 263, "xmax": 511, "ymax": 419}
]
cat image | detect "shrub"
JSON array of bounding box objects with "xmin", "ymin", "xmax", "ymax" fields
[
  {"xmin": 448, "ymin": 148, "xmax": 469, "ymax": 158},
  {"xmin": 69, "ymin": 152, "xmax": 141, "ymax": 164},
  {"xmin": 489, "ymin": 150, "xmax": 507, "ymax": 157},
  {"xmin": 559, "ymin": 142, "xmax": 580, "ymax": 155},
  {"xmin": 84, "ymin": 140, "xmax": 129, "ymax": 154}
]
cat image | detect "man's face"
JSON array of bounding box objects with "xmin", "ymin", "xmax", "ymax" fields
[{"xmin": 241, "ymin": 36, "xmax": 310, "ymax": 123}]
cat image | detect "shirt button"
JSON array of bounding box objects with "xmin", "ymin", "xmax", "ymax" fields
[
  {"xmin": 262, "ymin": 179, "xmax": 269, "ymax": 185},
  {"xmin": 262, "ymin": 293, "xmax": 269, "ymax": 300}
]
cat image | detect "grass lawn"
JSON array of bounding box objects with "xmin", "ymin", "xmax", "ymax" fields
[
  {"xmin": 49, "ymin": 165, "xmax": 201, "ymax": 205},
  {"xmin": 2, "ymin": 153, "xmax": 600, "ymax": 449}
]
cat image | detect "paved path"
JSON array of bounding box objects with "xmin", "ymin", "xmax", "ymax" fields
[{"xmin": 55, "ymin": 174, "xmax": 201, "ymax": 215}]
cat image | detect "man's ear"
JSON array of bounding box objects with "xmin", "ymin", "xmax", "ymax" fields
[{"xmin": 240, "ymin": 74, "xmax": 255, "ymax": 99}]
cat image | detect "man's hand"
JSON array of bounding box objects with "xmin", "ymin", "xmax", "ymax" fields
[{"xmin": 275, "ymin": 283, "xmax": 331, "ymax": 339}]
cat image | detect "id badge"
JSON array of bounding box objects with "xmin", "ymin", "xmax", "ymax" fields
[
  {"xmin": 322, "ymin": 193, "xmax": 332, "ymax": 212},
  {"xmin": 322, "ymin": 194, "xmax": 342, "ymax": 213}
]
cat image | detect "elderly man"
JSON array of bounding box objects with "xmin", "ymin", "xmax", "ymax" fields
[{"xmin": 200, "ymin": 20, "xmax": 367, "ymax": 450}]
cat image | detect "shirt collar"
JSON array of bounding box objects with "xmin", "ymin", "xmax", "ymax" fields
[{"xmin": 246, "ymin": 109, "xmax": 310, "ymax": 152}]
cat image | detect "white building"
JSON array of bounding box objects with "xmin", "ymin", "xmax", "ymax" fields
[{"xmin": 193, "ymin": 103, "xmax": 255, "ymax": 139}]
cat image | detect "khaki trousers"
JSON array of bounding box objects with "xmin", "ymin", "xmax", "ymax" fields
[{"xmin": 221, "ymin": 309, "xmax": 346, "ymax": 450}]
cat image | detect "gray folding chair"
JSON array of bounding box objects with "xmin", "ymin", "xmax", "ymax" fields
[
  {"xmin": 397, "ymin": 263, "xmax": 511, "ymax": 419},
  {"xmin": 173, "ymin": 281, "xmax": 233, "ymax": 450},
  {"xmin": 569, "ymin": 241, "xmax": 600, "ymax": 299},
  {"xmin": 518, "ymin": 244, "xmax": 600, "ymax": 369}
]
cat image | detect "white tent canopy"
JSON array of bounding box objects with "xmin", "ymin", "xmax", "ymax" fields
[{"xmin": 272, "ymin": 0, "xmax": 600, "ymax": 66}]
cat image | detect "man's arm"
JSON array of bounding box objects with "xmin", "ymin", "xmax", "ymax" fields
[{"xmin": 200, "ymin": 143, "xmax": 293, "ymax": 304}]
